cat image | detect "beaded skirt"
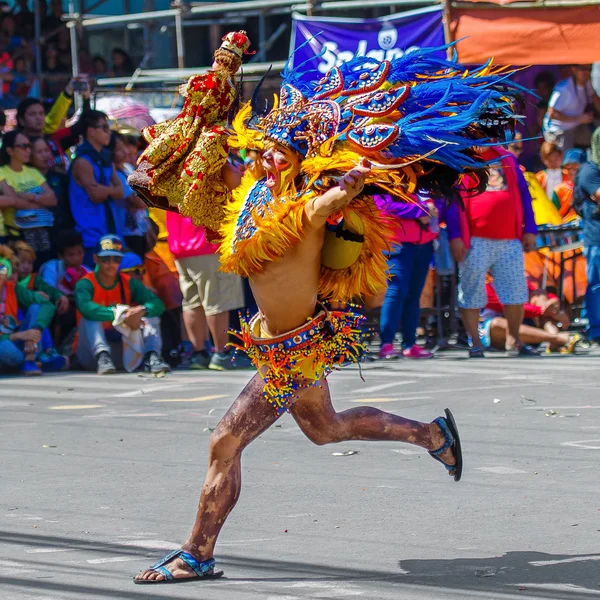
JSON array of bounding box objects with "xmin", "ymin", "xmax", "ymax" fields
[{"xmin": 230, "ymin": 305, "xmax": 366, "ymax": 414}]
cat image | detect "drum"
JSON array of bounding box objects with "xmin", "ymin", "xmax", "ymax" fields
[{"xmin": 535, "ymin": 222, "xmax": 583, "ymax": 252}]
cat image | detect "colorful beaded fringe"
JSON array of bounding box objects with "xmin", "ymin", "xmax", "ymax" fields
[{"xmin": 230, "ymin": 307, "xmax": 366, "ymax": 414}]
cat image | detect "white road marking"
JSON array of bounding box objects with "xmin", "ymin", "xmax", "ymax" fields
[
  {"xmin": 117, "ymin": 539, "xmax": 179, "ymax": 550},
  {"xmin": 354, "ymin": 381, "xmax": 416, "ymax": 394},
  {"xmin": 87, "ymin": 556, "xmax": 140, "ymax": 564},
  {"xmin": 287, "ymin": 581, "xmax": 364, "ymax": 597},
  {"xmin": 80, "ymin": 411, "xmax": 169, "ymax": 419},
  {"xmin": 49, "ymin": 404, "xmax": 105, "ymax": 410},
  {"xmin": 476, "ymin": 467, "xmax": 528, "ymax": 475},
  {"xmin": 25, "ymin": 548, "xmax": 74, "ymax": 554},
  {"xmin": 352, "ymin": 396, "xmax": 432, "ymax": 403},
  {"xmin": 218, "ymin": 537, "xmax": 279, "ymax": 546},
  {"xmin": 511, "ymin": 582, "xmax": 600, "ymax": 595},
  {"xmin": 524, "ymin": 406, "xmax": 599, "ymax": 410},
  {"xmin": 562, "ymin": 439, "xmax": 600, "ymax": 450},
  {"xmin": 114, "ymin": 384, "xmax": 186, "ymax": 397},
  {"xmin": 151, "ymin": 394, "xmax": 228, "ymax": 403},
  {"xmin": 529, "ymin": 555, "xmax": 600, "ymax": 567},
  {"xmin": 428, "ymin": 383, "xmax": 541, "ymax": 394}
]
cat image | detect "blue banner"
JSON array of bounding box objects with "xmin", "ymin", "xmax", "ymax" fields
[{"xmin": 290, "ymin": 8, "xmax": 445, "ymax": 75}]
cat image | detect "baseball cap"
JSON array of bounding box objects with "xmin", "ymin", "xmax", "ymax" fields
[
  {"xmin": 119, "ymin": 251, "xmax": 143, "ymax": 272},
  {"xmin": 95, "ymin": 234, "xmax": 125, "ymax": 258},
  {"xmin": 562, "ymin": 148, "xmax": 587, "ymax": 166}
]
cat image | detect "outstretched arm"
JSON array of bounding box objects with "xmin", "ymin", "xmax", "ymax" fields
[{"xmin": 304, "ymin": 158, "xmax": 371, "ymax": 228}]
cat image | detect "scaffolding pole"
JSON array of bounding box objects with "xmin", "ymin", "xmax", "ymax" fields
[
  {"xmin": 175, "ymin": 10, "xmax": 185, "ymax": 70},
  {"xmin": 34, "ymin": 0, "xmax": 42, "ymax": 86},
  {"xmin": 68, "ymin": 0, "xmax": 79, "ymax": 77}
]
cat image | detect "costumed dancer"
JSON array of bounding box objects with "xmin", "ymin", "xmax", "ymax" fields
[{"xmin": 133, "ymin": 39, "xmax": 525, "ymax": 584}]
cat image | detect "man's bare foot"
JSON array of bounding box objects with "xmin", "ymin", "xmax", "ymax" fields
[
  {"xmin": 429, "ymin": 421, "xmax": 456, "ymax": 476},
  {"xmin": 135, "ymin": 555, "xmax": 197, "ymax": 582},
  {"xmin": 134, "ymin": 550, "xmax": 219, "ymax": 583}
]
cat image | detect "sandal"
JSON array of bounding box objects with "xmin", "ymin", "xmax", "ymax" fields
[
  {"xmin": 429, "ymin": 409, "xmax": 463, "ymax": 482},
  {"xmin": 133, "ymin": 549, "xmax": 223, "ymax": 585}
]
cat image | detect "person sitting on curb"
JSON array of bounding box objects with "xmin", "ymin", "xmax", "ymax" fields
[
  {"xmin": 14, "ymin": 240, "xmax": 69, "ymax": 314},
  {"xmin": 0, "ymin": 247, "xmax": 67, "ymax": 375},
  {"xmin": 74, "ymin": 234, "xmax": 169, "ymax": 375},
  {"xmin": 484, "ymin": 278, "xmax": 579, "ymax": 354},
  {"xmin": 479, "ymin": 280, "xmax": 581, "ymax": 354}
]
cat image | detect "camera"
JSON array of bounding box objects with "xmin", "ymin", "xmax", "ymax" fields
[{"xmin": 72, "ymin": 79, "xmax": 89, "ymax": 93}]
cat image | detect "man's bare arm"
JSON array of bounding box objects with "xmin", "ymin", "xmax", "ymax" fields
[
  {"xmin": 109, "ymin": 168, "xmax": 125, "ymax": 200},
  {"xmin": 222, "ymin": 161, "xmax": 243, "ymax": 192},
  {"xmin": 304, "ymin": 158, "xmax": 371, "ymax": 228},
  {"xmin": 547, "ymin": 107, "xmax": 592, "ymax": 125},
  {"xmin": 34, "ymin": 182, "xmax": 57, "ymax": 207},
  {"xmin": 72, "ymin": 158, "xmax": 113, "ymax": 204}
]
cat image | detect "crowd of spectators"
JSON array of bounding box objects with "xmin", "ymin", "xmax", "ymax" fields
[
  {"xmin": 376, "ymin": 64, "xmax": 600, "ymax": 360},
  {"xmin": 0, "ymin": 0, "xmax": 136, "ymax": 108},
  {"xmin": 0, "ymin": 61, "xmax": 599, "ymax": 378}
]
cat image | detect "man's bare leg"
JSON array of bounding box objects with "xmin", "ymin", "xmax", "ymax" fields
[
  {"xmin": 289, "ymin": 380, "xmax": 456, "ymax": 470},
  {"xmin": 461, "ymin": 307, "xmax": 484, "ymax": 350},
  {"xmin": 206, "ymin": 311, "xmax": 230, "ymax": 352},
  {"xmin": 502, "ymin": 303, "xmax": 525, "ymax": 350},
  {"xmin": 489, "ymin": 317, "xmax": 569, "ymax": 350},
  {"xmin": 135, "ymin": 373, "xmax": 281, "ymax": 582},
  {"xmin": 182, "ymin": 306, "xmax": 208, "ymax": 352}
]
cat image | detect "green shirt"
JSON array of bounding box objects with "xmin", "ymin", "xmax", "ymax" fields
[
  {"xmin": 18, "ymin": 273, "xmax": 64, "ymax": 305},
  {"xmin": 74, "ymin": 272, "xmax": 165, "ymax": 323},
  {"xmin": 0, "ymin": 283, "xmax": 55, "ymax": 341}
]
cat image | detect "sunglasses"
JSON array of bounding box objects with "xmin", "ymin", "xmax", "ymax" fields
[
  {"xmin": 121, "ymin": 267, "xmax": 146, "ymax": 276},
  {"xmin": 92, "ymin": 124, "xmax": 110, "ymax": 132},
  {"xmin": 98, "ymin": 255, "xmax": 122, "ymax": 264},
  {"xmin": 14, "ymin": 143, "xmax": 32, "ymax": 150}
]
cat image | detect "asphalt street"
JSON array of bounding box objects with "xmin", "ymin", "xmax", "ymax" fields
[{"xmin": 1, "ymin": 349, "xmax": 600, "ymax": 600}]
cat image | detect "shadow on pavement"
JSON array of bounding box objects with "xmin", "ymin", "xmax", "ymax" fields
[
  {"xmin": 2, "ymin": 531, "xmax": 599, "ymax": 599},
  {"xmin": 398, "ymin": 551, "xmax": 600, "ymax": 599}
]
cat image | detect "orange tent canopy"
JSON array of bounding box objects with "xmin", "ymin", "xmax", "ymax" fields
[{"xmin": 452, "ymin": 5, "xmax": 600, "ymax": 64}]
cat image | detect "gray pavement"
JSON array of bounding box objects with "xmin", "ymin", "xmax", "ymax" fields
[{"xmin": 1, "ymin": 350, "xmax": 600, "ymax": 600}]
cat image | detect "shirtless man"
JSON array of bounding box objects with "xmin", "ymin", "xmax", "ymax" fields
[{"xmin": 134, "ymin": 145, "xmax": 461, "ymax": 584}]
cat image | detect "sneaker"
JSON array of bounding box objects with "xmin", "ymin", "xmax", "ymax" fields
[
  {"xmin": 379, "ymin": 343, "xmax": 400, "ymax": 360},
  {"xmin": 518, "ymin": 344, "xmax": 540, "ymax": 357},
  {"xmin": 402, "ymin": 345, "xmax": 433, "ymax": 359},
  {"xmin": 189, "ymin": 350, "xmax": 211, "ymax": 370},
  {"xmin": 506, "ymin": 344, "xmax": 539, "ymax": 357},
  {"xmin": 209, "ymin": 348, "xmax": 252, "ymax": 371},
  {"xmin": 39, "ymin": 349, "xmax": 69, "ymax": 372},
  {"xmin": 20, "ymin": 360, "xmax": 42, "ymax": 376},
  {"xmin": 144, "ymin": 351, "xmax": 171, "ymax": 375},
  {"xmin": 468, "ymin": 347, "xmax": 486, "ymax": 359},
  {"xmin": 96, "ymin": 351, "xmax": 116, "ymax": 375}
]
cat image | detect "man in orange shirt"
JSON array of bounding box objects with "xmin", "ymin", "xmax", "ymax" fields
[
  {"xmin": 74, "ymin": 235, "xmax": 168, "ymax": 375},
  {"xmin": 550, "ymin": 148, "xmax": 587, "ymax": 222}
]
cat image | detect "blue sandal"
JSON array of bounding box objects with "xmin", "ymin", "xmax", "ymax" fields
[
  {"xmin": 133, "ymin": 549, "xmax": 223, "ymax": 585},
  {"xmin": 429, "ymin": 409, "xmax": 463, "ymax": 482}
]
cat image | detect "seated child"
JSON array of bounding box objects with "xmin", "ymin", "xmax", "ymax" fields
[{"xmin": 0, "ymin": 245, "xmax": 67, "ymax": 375}]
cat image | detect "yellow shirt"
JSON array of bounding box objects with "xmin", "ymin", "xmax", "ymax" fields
[{"xmin": 0, "ymin": 165, "xmax": 47, "ymax": 231}]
